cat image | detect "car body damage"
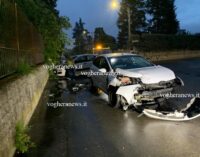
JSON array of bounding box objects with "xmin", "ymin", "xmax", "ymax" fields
[
  {"xmin": 116, "ymin": 65, "xmax": 176, "ymax": 84},
  {"xmin": 143, "ymin": 98, "xmax": 200, "ymax": 121},
  {"xmin": 109, "ymin": 66, "xmax": 184, "ymax": 109},
  {"xmin": 116, "ymin": 84, "xmax": 141, "ymax": 105},
  {"xmin": 90, "ymin": 53, "xmax": 199, "ymax": 121}
]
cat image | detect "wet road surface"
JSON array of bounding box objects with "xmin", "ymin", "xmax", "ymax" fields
[{"xmin": 25, "ymin": 58, "xmax": 200, "ymax": 157}]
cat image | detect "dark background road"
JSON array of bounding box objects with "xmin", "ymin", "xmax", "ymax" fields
[{"xmin": 24, "ymin": 58, "xmax": 200, "ymax": 157}]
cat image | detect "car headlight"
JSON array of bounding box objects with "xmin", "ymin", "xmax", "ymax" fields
[
  {"xmin": 119, "ymin": 76, "xmax": 132, "ymax": 85},
  {"xmin": 117, "ymin": 76, "xmax": 141, "ymax": 85},
  {"xmin": 131, "ymin": 78, "xmax": 141, "ymax": 84}
]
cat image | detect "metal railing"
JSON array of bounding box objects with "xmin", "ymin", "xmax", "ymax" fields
[
  {"xmin": 0, "ymin": 0, "xmax": 44, "ymax": 79},
  {"xmin": 0, "ymin": 48, "xmax": 17, "ymax": 78}
]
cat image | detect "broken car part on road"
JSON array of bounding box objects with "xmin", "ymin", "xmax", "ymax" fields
[{"xmin": 143, "ymin": 98, "xmax": 200, "ymax": 121}]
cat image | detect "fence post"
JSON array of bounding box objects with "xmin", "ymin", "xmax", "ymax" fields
[{"xmin": 14, "ymin": 2, "xmax": 20, "ymax": 59}]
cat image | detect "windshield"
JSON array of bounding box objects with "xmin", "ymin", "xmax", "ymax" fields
[{"xmin": 108, "ymin": 55, "xmax": 154, "ymax": 70}]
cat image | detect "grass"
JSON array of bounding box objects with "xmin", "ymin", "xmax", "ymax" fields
[{"xmin": 16, "ymin": 60, "xmax": 32, "ymax": 75}]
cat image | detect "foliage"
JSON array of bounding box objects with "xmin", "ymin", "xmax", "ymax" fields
[
  {"xmin": 16, "ymin": 59, "xmax": 32, "ymax": 75},
  {"xmin": 146, "ymin": 0, "xmax": 179, "ymax": 34},
  {"xmin": 72, "ymin": 18, "xmax": 92, "ymax": 54},
  {"xmin": 94, "ymin": 27, "xmax": 117, "ymax": 50},
  {"xmin": 117, "ymin": 0, "xmax": 146, "ymax": 49},
  {"xmin": 15, "ymin": 122, "xmax": 35, "ymax": 154},
  {"xmin": 15, "ymin": 0, "xmax": 71, "ymax": 63}
]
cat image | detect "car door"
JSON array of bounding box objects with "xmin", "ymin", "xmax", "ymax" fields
[
  {"xmin": 74, "ymin": 56, "xmax": 88, "ymax": 70},
  {"xmin": 98, "ymin": 57, "xmax": 111, "ymax": 92},
  {"xmin": 85, "ymin": 55, "xmax": 96, "ymax": 69},
  {"xmin": 91, "ymin": 57, "xmax": 101, "ymax": 87}
]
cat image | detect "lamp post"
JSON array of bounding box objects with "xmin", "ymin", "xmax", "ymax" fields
[{"xmin": 15, "ymin": 3, "xmax": 20, "ymax": 53}]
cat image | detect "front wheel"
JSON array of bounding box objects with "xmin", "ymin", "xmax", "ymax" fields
[
  {"xmin": 108, "ymin": 90, "xmax": 119, "ymax": 108},
  {"xmin": 108, "ymin": 90, "xmax": 129, "ymax": 111}
]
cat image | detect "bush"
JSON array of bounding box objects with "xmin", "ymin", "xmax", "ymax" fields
[
  {"xmin": 16, "ymin": 60, "xmax": 32, "ymax": 75},
  {"xmin": 15, "ymin": 122, "xmax": 35, "ymax": 154}
]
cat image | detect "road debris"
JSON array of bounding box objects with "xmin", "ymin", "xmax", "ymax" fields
[{"xmin": 143, "ymin": 98, "xmax": 200, "ymax": 121}]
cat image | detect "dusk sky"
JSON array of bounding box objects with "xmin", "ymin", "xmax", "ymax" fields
[{"xmin": 57, "ymin": 0, "xmax": 200, "ymax": 38}]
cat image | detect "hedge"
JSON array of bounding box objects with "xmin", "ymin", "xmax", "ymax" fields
[{"xmin": 133, "ymin": 34, "xmax": 200, "ymax": 52}]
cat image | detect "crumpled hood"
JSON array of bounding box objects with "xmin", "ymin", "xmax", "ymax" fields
[{"xmin": 116, "ymin": 65, "xmax": 176, "ymax": 84}]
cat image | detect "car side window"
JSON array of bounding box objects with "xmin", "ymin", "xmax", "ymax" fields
[
  {"xmin": 87, "ymin": 55, "xmax": 96, "ymax": 61},
  {"xmin": 93, "ymin": 57, "xmax": 101, "ymax": 68},
  {"xmin": 74, "ymin": 56, "xmax": 87, "ymax": 64},
  {"xmin": 99, "ymin": 58, "xmax": 110, "ymax": 72}
]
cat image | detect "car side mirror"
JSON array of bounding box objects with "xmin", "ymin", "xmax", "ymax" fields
[{"xmin": 99, "ymin": 68, "xmax": 107, "ymax": 73}]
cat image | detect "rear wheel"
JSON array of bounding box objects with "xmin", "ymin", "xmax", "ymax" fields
[{"xmin": 90, "ymin": 78, "xmax": 100, "ymax": 95}]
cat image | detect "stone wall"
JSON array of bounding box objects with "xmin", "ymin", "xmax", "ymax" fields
[
  {"xmin": 0, "ymin": 66, "xmax": 49, "ymax": 157},
  {"xmin": 137, "ymin": 50, "xmax": 200, "ymax": 62}
]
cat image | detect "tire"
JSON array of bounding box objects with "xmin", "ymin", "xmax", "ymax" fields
[
  {"xmin": 90, "ymin": 78, "xmax": 99, "ymax": 95},
  {"xmin": 108, "ymin": 86, "xmax": 129, "ymax": 111},
  {"xmin": 108, "ymin": 90, "xmax": 119, "ymax": 108}
]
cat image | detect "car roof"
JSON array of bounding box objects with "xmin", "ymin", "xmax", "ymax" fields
[
  {"xmin": 73, "ymin": 54, "xmax": 96, "ymax": 58},
  {"xmin": 98, "ymin": 53, "xmax": 138, "ymax": 58}
]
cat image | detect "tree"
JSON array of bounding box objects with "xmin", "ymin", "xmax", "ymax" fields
[
  {"xmin": 41, "ymin": 0, "xmax": 59, "ymax": 16},
  {"xmin": 117, "ymin": 0, "xmax": 146, "ymax": 49},
  {"xmin": 16, "ymin": 0, "xmax": 71, "ymax": 63},
  {"xmin": 72, "ymin": 18, "xmax": 91, "ymax": 54},
  {"xmin": 146, "ymin": 0, "xmax": 179, "ymax": 34},
  {"xmin": 94, "ymin": 27, "xmax": 117, "ymax": 50},
  {"xmin": 43, "ymin": 0, "xmax": 57, "ymax": 9}
]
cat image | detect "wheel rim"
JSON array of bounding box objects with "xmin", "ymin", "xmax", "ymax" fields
[
  {"xmin": 120, "ymin": 96, "xmax": 129, "ymax": 111},
  {"xmin": 123, "ymin": 105, "xmax": 129, "ymax": 111}
]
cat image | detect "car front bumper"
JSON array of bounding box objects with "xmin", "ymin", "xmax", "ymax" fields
[
  {"xmin": 116, "ymin": 83, "xmax": 176, "ymax": 106},
  {"xmin": 135, "ymin": 87, "xmax": 174, "ymax": 102}
]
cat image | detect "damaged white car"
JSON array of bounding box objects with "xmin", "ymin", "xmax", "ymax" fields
[{"xmin": 90, "ymin": 53, "xmax": 184, "ymax": 111}]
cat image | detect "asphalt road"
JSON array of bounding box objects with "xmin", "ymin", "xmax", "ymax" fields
[{"xmin": 24, "ymin": 58, "xmax": 200, "ymax": 157}]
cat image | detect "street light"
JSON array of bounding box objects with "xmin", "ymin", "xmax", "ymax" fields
[
  {"xmin": 110, "ymin": 0, "xmax": 119, "ymax": 10},
  {"xmin": 96, "ymin": 44, "xmax": 103, "ymax": 50},
  {"xmin": 82, "ymin": 30, "xmax": 87, "ymax": 35}
]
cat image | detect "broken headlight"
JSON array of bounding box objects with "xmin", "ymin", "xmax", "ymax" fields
[
  {"xmin": 117, "ymin": 75, "xmax": 141, "ymax": 85},
  {"xmin": 174, "ymin": 77, "xmax": 184, "ymax": 86}
]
